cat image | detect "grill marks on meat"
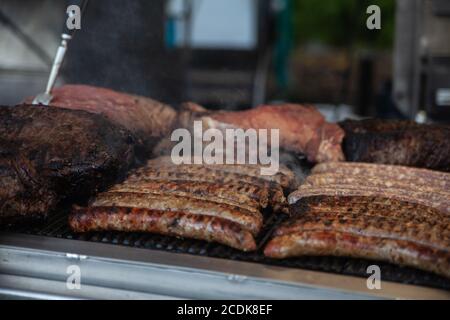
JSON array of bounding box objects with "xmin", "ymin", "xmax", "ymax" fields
[
  {"xmin": 264, "ymin": 231, "xmax": 450, "ymax": 279},
  {"xmin": 265, "ymin": 197, "xmax": 450, "ymax": 278},
  {"xmin": 108, "ymin": 180, "xmax": 267, "ymax": 213},
  {"xmin": 340, "ymin": 119, "xmax": 450, "ymax": 172},
  {"xmin": 312, "ymin": 162, "xmax": 450, "ymax": 188},
  {"xmin": 290, "ymin": 162, "xmax": 450, "ymax": 214},
  {"xmin": 277, "ymin": 200, "xmax": 450, "ymax": 251},
  {"xmin": 267, "ymin": 163, "xmax": 450, "ymax": 278},
  {"xmin": 70, "ymin": 206, "xmax": 256, "ymax": 251},
  {"xmin": 90, "ymin": 192, "xmax": 262, "ymax": 236},
  {"xmin": 70, "ymin": 156, "xmax": 294, "ymax": 251},
  {"xmin": 202, "ymin": 104, "xmax": 345, "ymax": 163},
  {"xmin": 289, "ymin": 185, "xmax": 450, "ymax": 215},
  {"xmin": 146, "ymin": 156, "xmax": 296, "ymax": 190},
  {"xmin": 127, "ymin": 165, "xmax": 288, "ymax": 213},
  {"xmin": 0, "ymin": 105, "xmax": 135, "ymax": 225},
  {"xmin": 306, "ymin": 173, "xmax": 450, "ymax": 199}
]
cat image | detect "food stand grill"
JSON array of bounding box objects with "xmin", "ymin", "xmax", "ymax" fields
[{"xmin": 1, "ymin": 208, "xmax": 449, "ymax": 299}]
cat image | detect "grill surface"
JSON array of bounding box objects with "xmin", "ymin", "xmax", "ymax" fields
[{"xmin": 2, "ymin": 209, "xmax": 449, "ymax": 292}]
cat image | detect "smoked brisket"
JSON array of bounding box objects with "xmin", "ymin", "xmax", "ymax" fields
[
  {"xmin": 26, "ymin": 85, "xmax": 178, "ymax": 154},
  {"xmin": 340, "ymin": 119, "xmax": 450, "ymax": 172},
  {"xmin": 0, "ymin": 105, "xmax": 135, "ymax": 225}
]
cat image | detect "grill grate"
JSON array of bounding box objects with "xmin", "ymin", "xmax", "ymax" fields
[{"xmin": 2, "ymin": 210, "xmax": 449, "ymax": 291}]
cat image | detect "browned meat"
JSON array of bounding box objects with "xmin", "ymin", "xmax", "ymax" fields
[
  {"xmin": 0, "ymin": 105, "xmax": 135, "ymax": 225},
  {"xmin": 265, "ymin": 195, "xmax": 450, "ymax": 278},
  {"xmin": 109, "ymin": 180, "xmax": 267, "ymax": 213},
  {"xmin": 264, "ymin": 231, "xmax": 450, "ymax": 278},
  {"xmin": 290, "ymin": 162, "xmax": 450, "ymax": 214},
  {"xmin": 289, "ymin": 185, "xmax": 450, "ymax": 214},
  {"xmin": 279, "ymin": 204, "xmax": 450, "ymax": 247},
  {"xmin": 294, "ymin": 196, "xmax": 449, "ymax": 223},
  {"xmin": 305, "ymin": 174, "xmax": 450, "ymax": 198},
  {"xmin": 146, "ymin": 156, "xmax": 296, "ymax": 190},
  {"xmin": 26, "ymin": 85, "xmax": 178, "ymax": 153},
  {"xmin": 127, "ymin": 165, "xmax": 289, "ymax": 214},
  {"xmin": 68, "ymin": 155, "xmax": 285, "ymax": 250},
  {"xmin": 70, "ymin": 206, "xmax": 256, "ymax": 251},
  {"xmin": 91, "ymin": 192, "xmax": 262, "ymax": 235},
  {"xmin": 203, "ymin": 104, "xmax": 345, "ymax": 163},
  {"xmin": 340, "ymin": 119, "xmax": 450, "ymax": 172},
  {"xmin": 312, "ymin": 162, "xmax": 450, "ymax": 189}
]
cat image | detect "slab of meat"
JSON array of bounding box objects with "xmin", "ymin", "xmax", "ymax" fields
[
  {"xmin": 265, "ymin": 231, "xmax": 450, "ymax": 278},
  {"xmin": 265, "ymin": 196, "xmax": 450, "ymax": 278},
  {"xmin": 108, "ymin": 180, "xmax": 267, "ymax": 213},
  {"xmin": 202, "ymin": 104, "xmax": 345, "ymax": 163},
  {"xmin": 289, "ymin": 185, "xmax": 450, "ymax": 214},
  {"xmin": 146, "ymin": 156, "xmax": 296, "ymax": 190},
  {"xmin": 290, "ymin": 162, "xmax": 450, "ymax": 214},
  {"xmin": 294, "ymin": 196, "xmax": 450, "ymax": 223},
  {"xmin": 305, "ymin": 173, "xmax": 450, "ymax": 198},
  {"xmin": 68, "ymin": 156, "xmax": 282, "ymax": 251},
  {"xmin": 312, "ymin": 162, "xmax": 450, "ymax": 189},
  {"xmin": 26, "ymin": 85, "xmax": 178, "ymax": 153},
  {"xmin": 90, "ymin": 192, "xmax": 263, "ymax": 235},
  {"xmin": 127, "ymin": 165, "xmax": 289, "ymax": 214},
  {"xmin": 0, "ymin": 105, "xmax": 135, "ymax": 225},
  {"xmin": 70, "ymin": 207, "xmax": 256, "ymax": 251},
  {"xmin": 340, "ymin": 119, "xmax": 450, "ymax": 172}
]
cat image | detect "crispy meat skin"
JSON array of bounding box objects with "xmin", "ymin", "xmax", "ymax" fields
[
  {"xmin": 70, "ymin": 207, "xmax": 257, "ymax": 251},
  {"xmin": 264, "ymin": 231, "xmax": 450, "ymax": 278},
  {"xmin": 340, "ymin": 119, "xmax": 450, "ymax": 172},
  {"xmin": 26, "ymin": 85, "xmax": 177, "ymax": 152},
  {"xmin": 91, "ymin": 191, "xmax": 263, "ymax": 235},
  {"xmin": 204, "ymin": 104, "xmax": 345, "ymax": 163},
  {"xmin": 0, "ymin": 105, "xmax": 135, "ymax": 225}
]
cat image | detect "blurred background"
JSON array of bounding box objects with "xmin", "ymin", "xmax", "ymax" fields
[{"xmin": 0, "ymin": 0, "xmax": 449, "ymax": 122}]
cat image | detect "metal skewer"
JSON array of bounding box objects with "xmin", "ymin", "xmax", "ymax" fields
[
  {"xmin": 32, "ymin": 0, "xmax": 88, "ymax": 106},
  {"xmin": 32, "ymin": 33, "xmax": 72, "ymax": 106}
]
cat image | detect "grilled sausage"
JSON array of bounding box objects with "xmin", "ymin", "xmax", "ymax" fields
[
  {"xmin": 312, "ymin": 162, "xmax": 450, "ymax": 188},
  {"xmin": 70, "ymin": 206, "xmax": 257, "ymax": 251},
  {"xmin": 127, "ymin": 167, "xmax": 288, "ymax": 214},
  {"xmin": 91, "ymin": 192, "xmax": 263, "ymax": 236},
  {"xmin": 146, "ymin": 156, "xmax": 296, "ymax": 189},
  {"xmin": 288, "ymin": 185, "xmax": 450, "ymax": 214},
  {"xmin": 264, "ymin": 230, "xmax": 450, "ymax": 278},
  {"xmin": 110, "ymin": 179, "xmax": 269, "ymax": 211}
]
